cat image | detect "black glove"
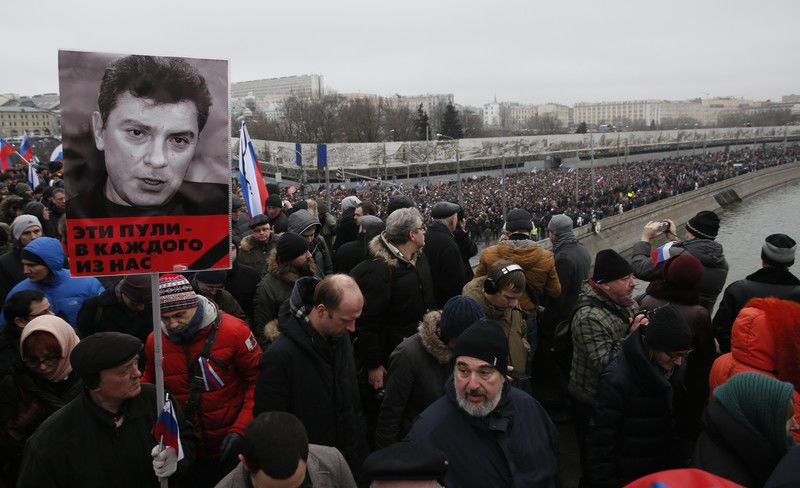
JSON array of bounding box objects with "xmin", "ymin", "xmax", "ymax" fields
[{"xmin": 220, "ymin": 432, "xmax": 243, "ymax": 464}]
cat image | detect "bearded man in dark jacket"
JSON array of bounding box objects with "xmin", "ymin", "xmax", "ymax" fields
[
  {"xmin": 253, "ymin": 274, "xmax": 368, "ymax": 477},
  {"xmin": 712, "ymin": 233, "xmax": 800, "ymax": 353},
  {"xmin": 630, "ymin": 211, "xmax": 729, "ymax": 313}
]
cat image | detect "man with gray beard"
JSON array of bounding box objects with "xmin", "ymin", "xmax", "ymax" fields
[{"xmin": 407, "ymin": 320, "xmax": 559, "ymax": 488}]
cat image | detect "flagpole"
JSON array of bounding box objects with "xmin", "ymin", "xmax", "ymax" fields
[{"xmin": 150, "ymin": 272, "xmax": 168, "ymax": 488}]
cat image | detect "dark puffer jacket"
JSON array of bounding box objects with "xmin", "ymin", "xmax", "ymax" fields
[
  {"xmin": 76, "ymin": 285, "xmax": 153, "ymax": 342},
  {"xmin": 350, "ymin": 234, "xmax": 436, "ymax": 370},
  {"xmin": 0, "ymin": 241, "xmax": 26, "ymax": 305},
  {"xmin": 253, "ymin": 277, "xmax": 368, "ymax": 473},
  {"xmin": 236, "ymin": 233, "xmax": 276, "ymax": 277},
  {"xmin": 712, "ymin": 266, "xmax": 800, "ymax": 353},
  {"xmin": 142, "ymin": 297, "xmax": 262, "ymax": 460},
  {"xmin": 587, "ymin": 328, "xmax": 686, "ymax": 487},
  {"xmin": 630, "ymin": 238, "xmax": 729, "ymax": 312},
  {"xmin": 407, "ymin": 379, "xmax": 560, "ymax": 488},
  {"xmin": 375, "ymin": 311, "xmax": 452, "ymax": 448}
]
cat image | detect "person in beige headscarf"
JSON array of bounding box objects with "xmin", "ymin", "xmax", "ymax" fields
[{"xmin": 0, "ymin": 315, "xmax": 82, "ymax": 484}]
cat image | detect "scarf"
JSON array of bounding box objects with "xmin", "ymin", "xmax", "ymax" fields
[
  {"xmin": 588, "ymin": 277, "xmax": 633, "ymax": 307},
  {"xmin": 551, "ymin": 231, "xmax": 578, "ymax": 254},
  {"xmin": 163, "ymin": 302, "xmax": 205, "ymax": 345},
  {"xmin": 20, "ymin": 315, "xmax": 80, "ymax": 382}
]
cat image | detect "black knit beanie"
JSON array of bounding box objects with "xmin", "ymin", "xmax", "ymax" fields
[
  {"xmin": 276, "ymin": 232, "xmax": 309, "ymax": 263},
  {"xmin": 453, "ymin": 319, "xmax": 508, "ymax": 374},
  {"xmin": 643, "ymin": 304, "xmax": 692, "ymax": 352},
  {"xmin": 592, "ymin": 249, "xmax": 633, "ymax": 284},
  {"xmin": 686, "ymin": 210, "xmax": 720, "ymax": 240}
]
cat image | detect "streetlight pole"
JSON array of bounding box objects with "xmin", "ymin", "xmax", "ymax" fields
[{"xmin": 590, "ymin": 133, "xmax": 596, "ymax": 198}]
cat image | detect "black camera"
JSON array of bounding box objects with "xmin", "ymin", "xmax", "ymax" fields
[{"xmin": 659, "ymin": 221, "xmax": 671, "ymax": 233}]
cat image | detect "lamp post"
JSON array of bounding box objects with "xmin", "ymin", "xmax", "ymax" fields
[
  {"xmin": 589, "ymin": 133, "xmax": 596, "ymax": 198},
  {"xmin": 436, "ymin": 133, "xmax": 461, "ymax": 203}
]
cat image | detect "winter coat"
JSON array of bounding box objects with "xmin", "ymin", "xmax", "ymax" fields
[
  {"xmin": 253, "ymin": 277, "xmax": 368, "ymax": 474},
  {"xmin": 539, "ymin": 236, "xmax": 591, "ymax": 344},
  {"xmin": 0, "ymin": 325, "xmax": 21, "ymax": 380},
  {"xmin": 765, "ymin": 445, "xmax": 800, "ymax": 488},
  {"xmin": 225, "ymin": 261, "xmax": 260, "ymax": 325},
  {"xmin": 253, "ymin": 250, "xmax": 314, "ymax": 344},
  {"xmin": 694, "ymin": 399, "xmax": 785, "ymax": 487},
  {"xmin": 475, "ymin": 237, "xmax": 561, "ymax": 311},
  {"xmin": 333, "ymin": 207, "xmax": 358, "ymax": 250},
  {"xmin": 214, "ymin": 444, "xmax": 357, "ymax": 488},
  {"xmin": 231, "ymin": 213, "xmax": 251, "ymax": 243},
  {"xmin": 142, "ymin": 297, "xmax": 262, "ymax": 460},
  {"xmin": 587, "ymin": 328, "xmax": 686, "ymax": 487},
  {"xmin": 267, "ymin": 210, "xmax": 288, "ymax": 234},
  {"xmin": 463, "ymin": 277, "xmax": 531, "ymax": 380},
  {"xmin": 0, "ymin": 365, "xmax": 83, "ymax": 485},
  {"xmin": 407, "ymin": 378, "xmax": 560, "ymax": 488},
  {"xmin": 569, "ymin": 282, "xmax": 639, "ymax": 405},
  {"xmin": 630, "ymin": 239, "xmax": 729, "ymax": 312},
  {"xmin": 287, "ymin": 209, "xmax": 333, "ymax": 279},
  {"xmin": 236, "ymin": 233, "xmax": 276, "ymax": 277},
  {"xmin": 350, "ymin": 235, "xmax": 436, "ymax": 370},
  {"xmin": 640, "ymin": 291, "xmax": 716, "ymax": 442},
  {"xmin": 453, "ymin": 228, "xmax": 478, "ymax": 282},
  {"xmin": 18, "ymin": 384, "xmax": 196, "ymax": 488},
  {"xmin": 4, "ymin": 237, "xmax": 104, "ymax": 327},
  {"xmin": 76, "ymin": 286, "xmax": 153, "ymax": 342},
  {"xmin": 422, "ymin": 221, "xmax": 467, "ymax": 308},
  {"xmin": 190, "ymin": 276, "xmax": 247, "ymax": 323},
  {"xmin": 709, "ymin": 297, "xmax": 800, "ymax": 443},
  {"xmin": 712, "ymin": 267, "xmax": 800, "ymax": 353},
  {"xmin": 334, "ymin": 236, "xmax": 369, "ymax": 274},
  {"xmin": 0, "ymin": 243, "xmax": 25, "ymax": 305},
  {"xmin": 375, "ymin": 311, "xmax": 452, "ymax": 449}
]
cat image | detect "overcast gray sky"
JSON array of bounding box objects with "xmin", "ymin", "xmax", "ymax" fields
[{"xmin": 4, "ymin": 0, "xmax": 798, "ymax": 107}]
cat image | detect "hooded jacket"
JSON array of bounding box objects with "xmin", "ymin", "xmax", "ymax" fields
[
  {"xmin": 143, "ymin": 296, "xmax": 262, "ymax": 460},
  {"xmin": 350, "ymin": 234, "xmax": 436, "ymax": 370},
  {"xmin": 407, "ymin": 378, "xmax": 560, "ymax": 488},
  {"xmin": 4, "ymin": 237, "xmax": 104, "ymax": 327},
  {"xmin": 253, "ymin": 249, "xmax": 317, "ymax": 345},
  {"xmin": 252, "ymin": 277, "xmax": 368, "ymax": 474},
  {"xmin": 712, "ymin": 266, "xmax": 800, "ymax": 353},
  {"xmin": 587, "ymin": 328, "xmax": 686, "ymax": 487},
  {"xmin": 236, "ymin": 233, "xmax": 276, "ymax": 277},
  {"xmin": 475, "ymin": 237, "xmax": 561, "ymax": 311},
  {"xmin": 709, "ymin": 297, "xmax": 800, "ymax": 443},
  {"xmin": 288, "ymin": 209, "xmax": 333, "ymax": 278},
  {"xmin": 374, "ymin": 311, "xmax": 452, "ymax": 449},
  {"xmin": 630, "ymin": 239, "xmax": 729, "ymax": 312},
  {"xmin": 462, "ymin": 277, "xmax": 530, "ymax": 381},
  {"xmin": 333, "ymin": 207, "xmax": 358, "ymax": 251}
]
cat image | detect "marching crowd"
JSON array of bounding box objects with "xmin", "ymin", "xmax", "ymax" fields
[{"xmin": 0, "ymin": 151, "xmax": 798, "ymax": 488}]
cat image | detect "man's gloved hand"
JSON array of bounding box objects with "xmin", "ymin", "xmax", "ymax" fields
[
  {"xmin": 220, "ymin": 432, "xmax": 243, "ymax": 464},
  {"xmin": 151, "ymin": 445, "xmax": 178, "ymax": 478}
]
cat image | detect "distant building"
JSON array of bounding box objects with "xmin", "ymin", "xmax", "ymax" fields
[
  {"xmin": 536, "ymin": 103, "xmax": 571, "ymax": 127},
  {"xmin": 231, "ymin": 75, "xmax": 324, "ymax": 102},
  {"xmin": 0, "ymin": 106, "xmax": 60, "ymax": 138},
  {"xmin": 573, "ymin": 99, "xmax": 662, "ymax": 128},
  {"xmin": 782, "ymin": 94, "xmax": 800, "ymax": 103},
  {"xmin": 483, "ymin": 102, "xmax": 501, "ymax": 127},
  {"xmin": 394, "ymin": 94, "xmax": 454, "ymax": 113}
]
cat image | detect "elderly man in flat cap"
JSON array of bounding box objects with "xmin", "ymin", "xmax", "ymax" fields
[
  {"xmin": 18, "ymin": 332, "xmax": 196, "ymax": 487},
  {"xmin": 424, "ymin": 201, "xmax": 467, "ymax": 308}
]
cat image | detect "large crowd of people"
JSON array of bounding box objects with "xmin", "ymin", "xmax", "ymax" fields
[{"xmin": 0, "ymin": 145, "xmax": 798, "ymax": 487}]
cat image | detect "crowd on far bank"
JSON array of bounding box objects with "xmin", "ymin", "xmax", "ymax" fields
[{"xmin": 286, "ymin": 144, "xmax": 800, "ymax": 243}]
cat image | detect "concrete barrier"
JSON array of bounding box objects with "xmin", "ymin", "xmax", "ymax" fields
[{"xmin": 535, "ymin": 161, "xmax": 800, "ymax": 259}]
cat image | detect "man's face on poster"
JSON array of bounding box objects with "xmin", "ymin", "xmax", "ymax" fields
[{"xmin": 92, "ymin": 92, "xmax": 199, "ymax": 208}]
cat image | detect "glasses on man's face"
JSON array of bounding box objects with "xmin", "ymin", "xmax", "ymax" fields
[
  {"xmin": 415, "ymin": 225, "xmax": 426, "ymax": 233},
  {"xmin": 666, "ymin": 350, "xmax": 693, "ymax": 361},
  {"xmin": 26, "ymin": 306, "xmax": 52, "ymax": 320},
  {"xmin": 24, "ymin": 355, "xmax": 61, "ymax": 369}
]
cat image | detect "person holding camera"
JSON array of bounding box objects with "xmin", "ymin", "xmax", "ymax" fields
[{"xmin": 630, "ymin": 210, "xmax": 729, "ymax": 312}]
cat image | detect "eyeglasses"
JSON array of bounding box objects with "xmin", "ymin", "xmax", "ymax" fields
[
  {"xmin": 666, "ymin": 350, "xmax": 693, "ymax": 361},
  {"xmin": 24, "ymin": 355, "xmax": 62, "ymax": 369},
  {"xmin": 25, "ymin": 306, "xmax": 52, "ymax": 320},
  {"xmin": 415, "ymin": 225, "xmax": 426, "ymax": 233}
]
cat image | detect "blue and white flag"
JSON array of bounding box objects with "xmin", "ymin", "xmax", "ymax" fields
[
  {"xmin": 198, "ymin": 356, "xmax": 225, "ymax": 391},
  {"xmin": 27, "ymin": 160, "xmax": 39, "ymax": 189},
  {"xmin": 50, "ymin": 144, "xmax": 63, "ymax": 163},
  {"xmin": 238, "ymin": 122, "xmax": 268, "ymax": 217}
]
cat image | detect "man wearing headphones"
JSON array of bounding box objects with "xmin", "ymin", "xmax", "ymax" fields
[{"xmin": 462, "ymin": 259, "xmax": 531, "ymax": 392}]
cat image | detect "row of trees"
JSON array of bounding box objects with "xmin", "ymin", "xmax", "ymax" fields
[{"xmin": 240, "ymin": 95, "xmax": 482, "ymax": 144}]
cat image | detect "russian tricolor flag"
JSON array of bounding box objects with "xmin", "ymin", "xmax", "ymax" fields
[
  {"xmin": 238, "ymin": 122, "xmax": 268, "ymax": 217},
  {"xmin": 651, "ymin": 241, "xmax": 677, "ymax": 265},
  {"xmin": 50, "ymin": 144, "xmax": 63, "ymax": 164},
  {"xmin": 19, "ymin": 133, "xmax": 33, "ymax": 163},
  {"xmin": 0, "ymin": 139, "xmax": 15, "ymax": 171},
  {"xmin": 198, "ymin": 356, "xmax": 225, "ymax": 391},
  {"xmin": 151, "ymin": 393, "xmax": 185, "ymax": 461}
]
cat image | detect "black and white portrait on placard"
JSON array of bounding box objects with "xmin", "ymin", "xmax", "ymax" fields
[{"xmin": 60, "ymin": 50, "xmax": 230, "ymax": 219}]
